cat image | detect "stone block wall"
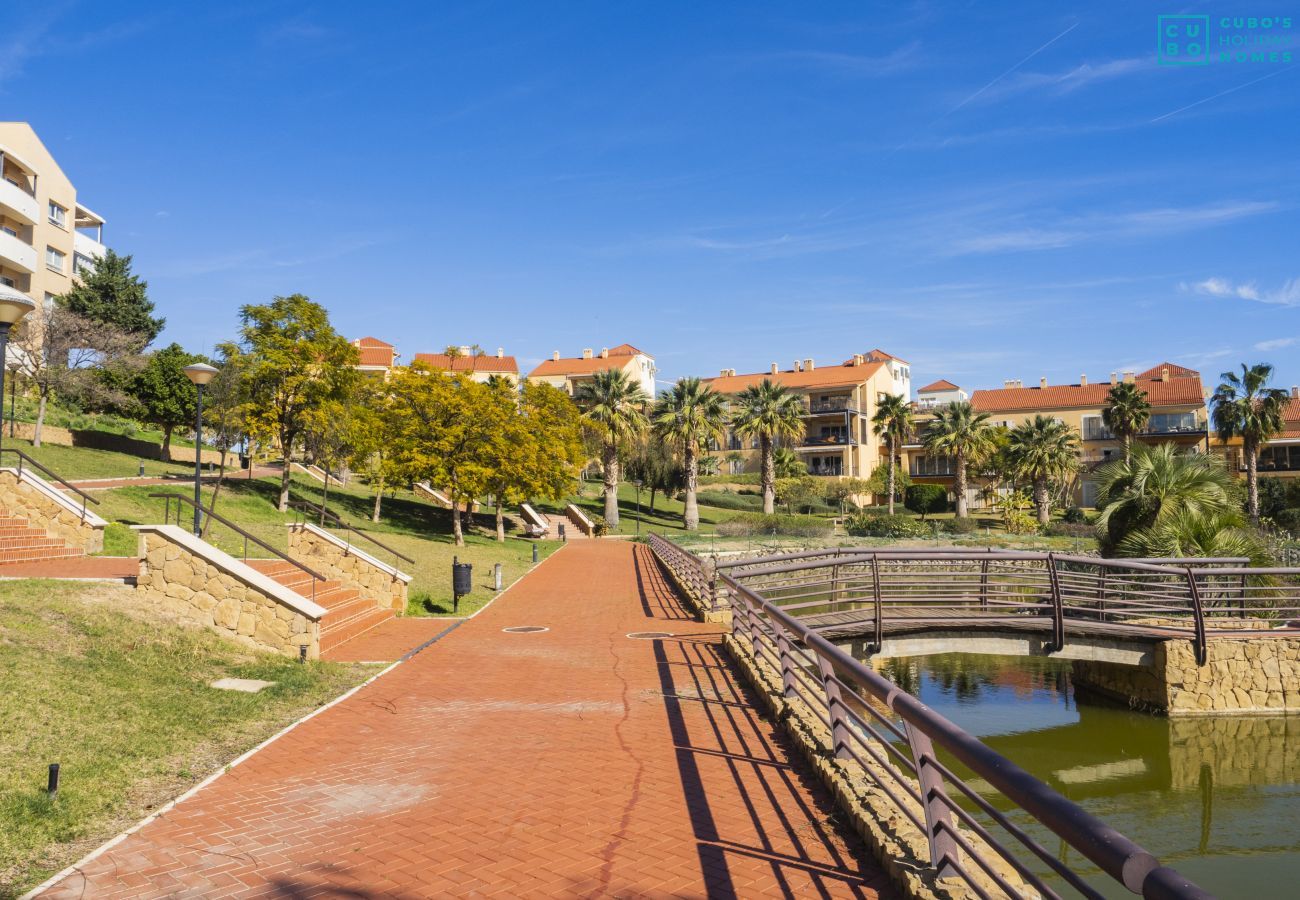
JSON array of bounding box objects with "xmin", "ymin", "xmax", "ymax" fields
[
  {"xmin": 287, "ymin": 523, "xmax": 408, "ymax": 611},
  {"xmin": 1073, "ymin": 635, "xmax": 1300, "ymax": 715},
  {"xmin": 136, "ymin": 527, "xmax": 322, "ymax": 658},
  {"xmin": 0, "ymin": 468, "xmax": 105, "ymax": 553}
]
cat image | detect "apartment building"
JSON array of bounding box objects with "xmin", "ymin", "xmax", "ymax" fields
[
  {"xmin": 526, "ymin": 344, "xmax": 656, "ymax": 397},
  {"xmin": 413, "ymin": 347, "xmax": 519, "ymax": 385},
  {"xmin": 904, "ymin": 363, "xmax": 1209, "ymax": 507},
  {"xmin": 702, "ymin": 350, "xmax": 911, "ymax": 478},
  {"xmin": 1215, "ymin": 387, "xmax": 1300, "ymax": 481},
  {"xmin": 351, "ymin": 336, "xmax": 399, "ymax": 377},
  {"xmin": 0, "ymin": 122, "xmax": 107, "ymax": 313}
]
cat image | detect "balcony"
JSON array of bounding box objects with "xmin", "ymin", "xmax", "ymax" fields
[
  {"xmin": 799, "ymin": 435, "xmax": 857, "ymax": 449},
  {"xmin": 804, "ymin": 398, "xmax": 858, "ymax": 415},
  {"xmin": 74, "ymin": 230, "xmax": 106, "ymax": 262},
  {"xmin": 1258, "ymin": 446, "xmax": 1300, "ymax": 473},
  {"xmin": 1083, "ymin": 414, "xmax": 1206, "ymax": 442},
  {"xmin": 0, "ymin": 178, "xmax": 38, "ymax": 225},
  {"xmin": 0, "ymin": 230, "xmax": 36, "ymax": 273}
]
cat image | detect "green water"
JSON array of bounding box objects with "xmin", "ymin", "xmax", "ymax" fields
[{"xmin": 873, "ymin": 654, "xmax": 1300, "ymax": 897}]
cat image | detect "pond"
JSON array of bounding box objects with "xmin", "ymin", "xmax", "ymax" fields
[{"xmin": 871, "ymin": 654, "xmax": 1300, "ymax": 898}]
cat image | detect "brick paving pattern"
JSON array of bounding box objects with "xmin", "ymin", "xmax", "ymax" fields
[
  {"xmin": 323, "ymin": 616, "xmax": 460, "ymax": 662},
  {"xmin": 0, "ymin": 556, "xmax": 138, "ymax": 579},
  {"xmin": 37, "ymin": 542, "xmax": 893, "ymax": 899}
]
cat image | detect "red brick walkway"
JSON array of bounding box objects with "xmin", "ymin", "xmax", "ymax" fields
[
  {"xmin": 36, "ymin": 542, "xmax": 892, "ymax": 899},
  {"xmin": 323, "ymin": 616, "xmax": 462, "ymax": 662},
  {"xmin": 0, "ymin": 556, "xmax": 139, "ymax": 580}
]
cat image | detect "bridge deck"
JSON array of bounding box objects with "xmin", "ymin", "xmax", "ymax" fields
[
  {"xmin": 35, "ymin": 543, "xmax": 892, "ymax": 899},
  {"xmin": 800, "ymin": 605, "xmax": 1179, "ymax": 643}
]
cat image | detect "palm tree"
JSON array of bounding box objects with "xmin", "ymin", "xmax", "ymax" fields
[
  {"xmin": 731, "ymin": 379, "xmax": 805, "ymax": 515},
  {"xmin": 1101, "ymin": 382, "xmax": 1151, "ymax": 459},
  {"xmin": 1212, "ymin": 363, "xmax": 1289, "ymax": 523},
  {"xmin": 1115, "ymin": 506, "xmax": 1268, "ymax": 563},
  {"xmin": 871, "ymin": 394, "xmax": 913, "ymax": 514},
  {"xmin": 575, "ymin": 368, "xmax": 649, "ymax": 527},
  {"xmin": 1093, "ymin": 443, "xmax": 1241, "ymax": 555},
  {"xmin": 1007, "ymin": 415, "xmax": 1080, "ymax": 525},
  {"xmin": 650, "ymin": 377, "xmax": 727, "ymax": 530},
  {"xmin": 922, "ymin": 401, "xmax": 995, "ymax": 518},
  {"xmin": 772, "ymin": 446, "xmax": 805, "ymax": 479}
]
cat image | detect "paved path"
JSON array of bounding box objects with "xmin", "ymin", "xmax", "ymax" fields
[{"xmin": 37, "ymin": 542, "xmax": 891, "ymax": 899}]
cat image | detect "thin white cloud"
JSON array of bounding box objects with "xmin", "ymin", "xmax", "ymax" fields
[
  {"xmin": 1255, "ymin": 337, "xmax": 1296, "ymax": 351},
  {"xmin": 949, "ymin": 21, "xmax": 1079, "ymax": 113},
  {"xmin": 1182, "ymin": 276, "xmax": 1300, "ymax": 307},
  {"xmin": 972, "ymin": 57, "xmax": 1146, "ymax": 105},
  {"xmin": 759, "ymin": 42, "xmax": 922, "ymax": 77}
]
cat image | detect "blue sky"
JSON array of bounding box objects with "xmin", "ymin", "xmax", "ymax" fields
[{"xmin": 4, "ymin": 1, "xmax": 1298, "ymax": 392}]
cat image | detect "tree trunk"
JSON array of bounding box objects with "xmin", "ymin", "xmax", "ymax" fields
[
  {"xmin": 372, "ymin": 472, "xmax": 385, "ymax": 523},
  {"xmin": 683, "ymin": 444, "xmax": 699, "ymax": 530},
  {"xmin": 603, "ymin": 441, "xmax": 620, "ymax": 527},
  {"xmin": 1245, "ymin": 437, "xmax": 1260, "ymax": 523},
  {"xmin": 886, "ymin": 438, "xmax": 896, "ymax": 515},
  {"xmin": 649, "ymin": 487, "xmax": 657, "ymax": 512},
  {"xmin": 495, "ymin": 493, "xmax": 505, "ymax": 542},
  {"xmin": 1122, "ymin": 433, "xmax": 1132, "ymax": 460},
  {"xmin": 320, "ymin": 467, "xmax": 330, "ymax": 523},
  {"xmin": 760, "ymin": 435, "xmax": 775, "ymax": 515},
  {"xmin": 161, "ymin": 425, "xmax": 173, "ymax": 463},
  {"xmin": 450, "ymin": 474, "xmax": 464, "ymax": 546},
  {"xmin": 1034, "ymin": 477, "xmax": 1051, "ymax": 525},
  {"xmin": 278, "ymin": 429, "xmax": 294, "ymax": 512},
  {"xmin": 33, "ymin": 390, "xmax": 47, "ymax": 447},
  {"xmin": 954, "ymin": 448, "xmax": 968, "ymax": 518},
  {"xmin": 203, "ymin": 448, "xmax": 230, "ymax": 538}
]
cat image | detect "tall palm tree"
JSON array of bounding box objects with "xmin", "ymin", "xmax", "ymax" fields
[
  {"xmin": 651, "ymin": 377, "xmax": 727, "ymax": 530},
  {"xmin": 1212, "ymin": 363, "xmax": 1289, "ymax": 523},
  {"xmin": 575, "ymin": 368, "xmax": 649, "ymax": 527},
  {"xmin": 731, "ymin": 379, "xmax": 805, "ymax": 515},
  {"xmin": 922, "ymin": 401, "xmax": 995, "ymax": 519},
  {"xmin": 1101, "ymin": 382, "xmax": 1151, "ymax": 459},
  {"xmin": 1007, "ymin": 415, "xmax": 1080, "ymax": 525},
  {"xmin": 1093, "ymin": 443, "xmax": 1241, "ymax": 555},
  {"xmin": 871, "ymin": 393, "xmax": 913, "ymax": 514}
]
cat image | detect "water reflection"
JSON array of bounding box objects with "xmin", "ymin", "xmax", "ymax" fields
[{"xmin": 866, "ymin": 653, "xmax": 1300, "ymax": 897}]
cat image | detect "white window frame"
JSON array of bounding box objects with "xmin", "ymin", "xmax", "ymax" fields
[
  {"xmin": 48, "ymin": 201, "xmax": 67, "ymax": 228},
  {"xmin": 46, "ymin": 246, "xmax": 66, "ymax": 273}
]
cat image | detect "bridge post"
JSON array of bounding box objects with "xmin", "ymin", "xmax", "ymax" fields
[
  {"xmin": 1185, "ymin": 568, "xmax": 1208, "ymax": 666},
  {"xmin": 1046, "ymin": 553, "xmax": 1065, "ymax": 652},
  {"xmin": 1098, "ymin": 567, "xmax": 1108, "ymax": 622},
  {"xmin": 979, "ymin": 552, "xmax": 990, "ymax": 610},
  {"xmin": 816, "ymin": 656, "xmax": 852, "ymax": 761},
  {"xmin": 774, "ymin": 621, "xmax": 799, "ymax": 701},
  {"xmin": 870, "ymin": 553, "xmax": 883, "ymax": 653},
  {"xmin": 904, "ymin": 723, "xmax": 961, "ymax": 880}
]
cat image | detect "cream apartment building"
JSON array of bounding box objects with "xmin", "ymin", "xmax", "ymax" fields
[
  {"xmin": 350, "ymin": 337, "xmax": 520, "ymax": 384},
  {"xmin": 0, "ymin": 123, "xmax": 106, "ymax": 314},
  {"xmin": 527, "ymin": 344, "xmax": 656, "ymax": 397},
  {"xmin": 703, "ymin": 350, "xmax": 911, "ymax": 478}
]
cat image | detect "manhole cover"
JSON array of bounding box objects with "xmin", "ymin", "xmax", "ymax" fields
[
  {"xmin": 627, "ymin": 631, "xmax": 674, "ymax": 640},
  {"xmin": 502, "ymin": 626, "xmax": 549, "ymax": 634}
]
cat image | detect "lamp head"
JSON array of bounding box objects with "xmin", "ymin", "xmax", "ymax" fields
[
  {"xmin": 183, "ymin": 362, "xmax": 219, "ymax": 387},
  {"xmin": 0, "ymin": 285, "xmax": 36, "ymax": 329}
]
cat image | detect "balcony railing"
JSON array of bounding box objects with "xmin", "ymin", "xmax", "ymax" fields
[
  {"xmin": 0, "ymin": 229, "xmax": 36, "ymax": 273},
  {"xmin": 0, "ymin": 178, "xmax": 38, "ymax": 224},
  {"xmin": 800, "ymin": 435, "xmax": 856, "ymax": 448},
  {"xmin": 1084, "ymin": 416, "xmax": 1205, "ymax": 441},
  {"xmin": 805, "ymin": 398, "xmax": 858, "ymax": 415}
]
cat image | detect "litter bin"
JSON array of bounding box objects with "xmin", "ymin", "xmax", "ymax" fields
[{"xmin": 452, "ymin": 562, "xmax": 473, "ymax": 612}]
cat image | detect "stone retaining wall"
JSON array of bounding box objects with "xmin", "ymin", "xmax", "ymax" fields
[
  {"xmin": 287, "ymin": 523, "xmax": 409, "ymax": 611},
  {"xmin": 135, "ymin": 525, "xmax": 324, "ymax": 658},
  {"xmin": 0, "ymin": 468, "xmax": 105, "ymax": 552}
]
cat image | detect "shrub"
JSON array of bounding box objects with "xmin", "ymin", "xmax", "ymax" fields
[
  {"xmin": 845, "ymin": 512, "xmax": 934, "ymax": 538},
  {"xmin": 695, "ymin": 490, "xmax": 762, "ymax": 512},
  {"xmin": 715, "ymin": 513, "xmax": 834, "ymax": 538},
  {"xmin": 1042, "ymin": 521, "xmax": 1094, "ymax": 538},
  {"xmin": 588, "ymin": 513, "xmax": 609, "ymax": 537},
  {"xmin": 1002, "ymin": 508, "xmax": 1039, "ymax": 535},
  {"xmin": 1062, "ymin": 506, "xmax": 1087, "ymax": 524},
  {"xmin": 1274, "ymin": 508, "xmax": 1300, "ymax": 533},
  {"xmin": 904, "ymin": 484, "xmax": 949, "ymax": 519},
  {"xmin": 942, "ymin": 517, "xmax": 979, "ymax": 535}
]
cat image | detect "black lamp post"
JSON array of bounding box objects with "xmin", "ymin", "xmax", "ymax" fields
[
  {"xmin": 7, "ymin": 361, "xmax": 19, "ymax": 439},
  {"xmin": 183, "ymin": 363, "xmax": 219, "ymax": 536},
  {"xmin": 633, "ymin": 479, "xmax": 643, "ymax": 536},
  {"xmin": 0, "ymin": 287, "xmax": 36, "ymax": 451}
]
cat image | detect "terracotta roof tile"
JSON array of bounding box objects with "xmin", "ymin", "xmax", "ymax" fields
[
  {"xmin": 704, "ymin": 361, "xmax": 886, "ymax": 394},
  {"xmin": 356, "ymin": 346, "xmax": 397, "ymax": 367},
  {"xmin": 1137, "ymin": 362, "xmax": 1200, "ymax": 380},
  {"xmin": 528, "ymin": 355, "xmax": 641, "ymax": 377},
  {"xmin": 918, "ymin": 379, "xmax": 960, "ymax": 393},
  {"xmin": 972, "ymin": 376, "xmax": 1206, "ymax": 412},
  {"xmin": 413, "ymin": 353, "xmax": 519, "ymax": 374},
  {"xmin": 607, "ymin": 343, "xmax": 646, "ymax": 357},
  {"xmin": 1279, "ymin": 396, "xmax": 1300, "ymax": 439},
  {"xmin": 353, "ymin": 336, "xmax": 394, "ymax": 349}
]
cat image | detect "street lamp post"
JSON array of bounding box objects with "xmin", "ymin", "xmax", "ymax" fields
[
  {"xmin": 0, "ymin": 287, "xmax": 36, "ymax": 451},
  {"xmin": 633, "ymin": 479, "xmax": 643, "ymax": 536},
  {"xmin": 183, "ymin": 363, "xmax": 219, "ymax": 536},
  {"xmin": 7, "ymin": 361, "xmax": 19, "ymax": 439}
]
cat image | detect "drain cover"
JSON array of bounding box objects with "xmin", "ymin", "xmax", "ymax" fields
[
  {"xmin": 627, "ymin": 631, "xmax": 674, "ymax": 640},
  {"xmin": 503, "ymin": 626, "xmax": 549, "ymax": 634}
]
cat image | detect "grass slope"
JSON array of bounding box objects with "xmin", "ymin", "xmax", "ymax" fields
[
  {"xmin": 0, "ymin": 580, "xmax": 370, "ymax": 897},
  {"xmin": 5, "ymin": 437, "xmax": 206, "ymax": 481}
]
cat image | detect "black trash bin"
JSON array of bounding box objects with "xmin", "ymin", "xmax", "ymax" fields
[{"xmin": 452, "ymin": 562, "xmax": 473, "ymax": 612}]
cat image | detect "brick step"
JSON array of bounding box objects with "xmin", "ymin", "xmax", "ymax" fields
[
  {"xmin": 313, "ymin": 585, "xmax": 361, "ymax": 608},
  {"xmin": 0, "ymin": 534, "xmax": 69, "ymax": 549},
  {"xmin": 243, "ymin": 559, "xmax": 342, "ymax": 597},
  {"xmin": 319, "ymin": 608, "xmax": 395, "ymax": 653},
  {"xmin": 321, "ymin": 594, "xmax": 381, "ymax": 628},
  {"xmin": 0, "ymin": 546, "xmax": 83, "ymax": 564},
  {"xmin": 0, "ymin": 527, "xmax": 58, "ymax": 540}
]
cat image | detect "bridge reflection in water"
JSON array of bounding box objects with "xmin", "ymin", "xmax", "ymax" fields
[{"xmin": 872, "ymin": 653, "xmax": 1300, "ymax": 898}]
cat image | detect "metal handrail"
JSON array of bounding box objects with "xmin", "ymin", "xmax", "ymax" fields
[
  {"xmin": 150, "ymin": 493, "xmax": 326, "ymax": 593},
  {"xmin": 288, "ymin": 499, "xmax": 415, "ymax": 566},
  {"xmin": 0, "ymin": 447, "xmax": 100, "ymax": 522}
]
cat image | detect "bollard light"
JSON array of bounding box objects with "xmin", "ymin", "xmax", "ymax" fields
[{"xmin": 47, "ymin": 762, "xmax": 60, "ymax": 799}]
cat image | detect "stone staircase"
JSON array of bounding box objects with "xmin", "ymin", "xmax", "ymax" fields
[
  {"xmin": 244, "ymin": 559, "xmax": 395, "ymax": 655},
  {"xmin": 0, "ymin": 505, "xmax": 85, "ymax": 565}
]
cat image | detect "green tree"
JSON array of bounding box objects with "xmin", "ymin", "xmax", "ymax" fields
[
  {"xmin": 772, "ymin": 446, "xmax": 805, "ymax": 479},
  {"xmin": 239, "ymin": 295, "xmax": 358, "ymax": 511},
  {"xmin": 130, "ymin": 343, "xmax": 201, "ymax": 462},
  {"xmin": 922, "ymin": 400, "xmax": 994, "ymax": 519},
  {"xmin": 1007, "ymin": 415, "xmax": 1080, "ymax": 525},
  {"xmin": 905, "ymin": 483, "xmax": 949, "ymax": 519},
  {"xmin": 199, "ymin": 343, "xmax": 248, "ymax": 529},
  {"xmin": 863, "ymin": 463, "xmax": 910, "ymax": 505},
  {"xmin": 776, "ymin": 475, "xmax": 821, "ymax": 514},
  {"xmin": 59, "ymin": 250, "xmax": 164, "ymax": 347},
  {"xmin": 625, "ymin": 438, "xmax": 683, "ymax": 514},
  {"xmin": 871, "ymin": 393, "xmax": 913, "ymax": 515},
  {"xmin": 1101, "ymin": 382, "xmax": 1152, "ymax": 459},
  {"xmin": 651, "ymin": 377, "xmax": 728, "ymax": 530},
  {"xmin": 731, "ymin": 380, "xmax": 805, "ymax": 515},
  {"xmin": 574, "ymin": 368, "xmax": 648, "ymax": 527},
  {"xmin": 825, "ymin": 477, "xmax": 873, "ymax": 513},
  {"xmin": 1212, "ymin": 363, "xmax": 1289, "ymax": 523},
  {"xmin": 339, "ymin": 377, "xmax": 402, "ymax": 523}
]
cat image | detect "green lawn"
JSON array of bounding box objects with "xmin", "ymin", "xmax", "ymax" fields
[
  {"xmin": 0, "ymin": 580, "xmax": 371, "ymax": 897},
  {"xmin": 95, "ymin": 472, "xmax": 561, "ymax": 616},
  {"xmin": 3, "ymin": 437, "xmax": 215, "ymax": 481}
]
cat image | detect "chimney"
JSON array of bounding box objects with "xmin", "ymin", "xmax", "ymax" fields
[
  {"xmin": 794, "ymin": 359, "xmax": 802, "ymax": 372},
  {"xmin": 496, "ymin": 347, "xmax": 504, "ymax": 358},
  {"xmin": 582, "ymin": 348, "xmax": 593, "ymax": 359},
  {"xmin": 459, "ymin": 345, "xmax": 471, "ymax": 356},
  {"xmin": 1039, "ymin": 377, "xmax": 1048, "ymax": 389},
  {"xmin": 720, "ymin": 368, "xmax": 730, "ymax": 378},
  {"xmin": 1161, "ymin": 366, "xmax": 1170, "ymax": 382},
  {"xmin": 1123, "ymin": 371, "xmax": 1135, "ymax": 384},
  {"xmin": 1003, "ymin": 380, "xmax": 1015, "ymax": 389},
  {"xmin": 853, "ymin": 353, "xmax": 865, "ymax": 366},
  {"xmin": 552, "ymin": 351, "xmax": 560, "ymax": 361},
  {"xmin": 600, "ymin": 348, "xmax": 609, "ymax": 359},
  {"xmin": 770, "ymin": 362, "xmax": 778, "ymax": 375},
  {"xmin": 1079, "ymin": 374, "xmax": 1088, "ymax": 386},
  {"xmin": 1110, "ymin": 372, "xmax": 1118, "ymax": 386},
  {"xmin": 804, "ymin": 358, "xmax": 814, "ymax": 371},
  {"xmin": 1292, "ymin": 386, "xmax": 1299, "ymax": 399}
]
